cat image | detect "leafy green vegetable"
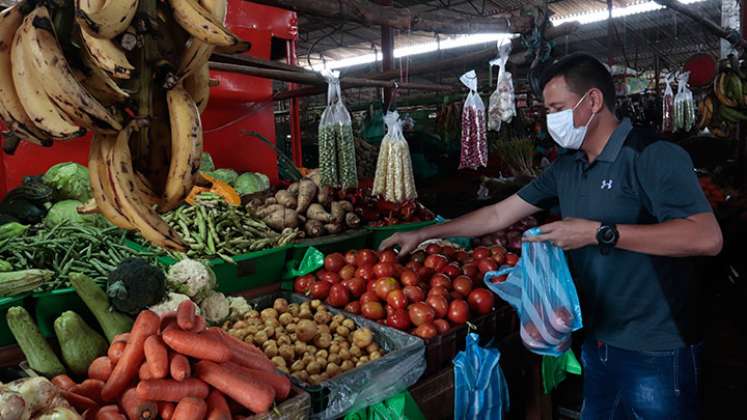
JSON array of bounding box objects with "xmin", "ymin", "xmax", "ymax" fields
[
  {"xmin": 205, "ymin": 169, "xmax": 239, "ymax": 185},
  {"xmin": 0, "ymin": 222, "xmax": 28, "ymax": 241},
  {"xmin": 201, "ymin": 152, "xmax": 215, "ymax": 172},
  {"xmin": 234, "ymin": 172, "xmax": 270, "ymax": 195},
  {"xmin": 44, "ymin": 200, "xmax": 102, "ymax": 226},
  {"xmin": 42, "ymin": 162, "xmax": 91, "ymax": 202}
]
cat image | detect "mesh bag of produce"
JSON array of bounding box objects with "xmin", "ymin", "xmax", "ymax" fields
[
  {"xmin": 459, "ymin": 71, "xmax": 488, "ymax": 170},
  {"xmin": 488, "ymin": 41, "xmax": 516, "ymax": 132},
  {"xmin": 662, "ymin": 74, "xmax": 675, "ymax": 132},
  {"xmin": 372, "ymin": 111, "xmax": 417, "ymax": 202},
  {"xmin": 318, "ymin": 70, "xmax": 358, "ymax": 189},
  {"xmin": 674, "ymin": 71, "xmax": 695, "ymax": 132},
  {"xmin": 484, "ymin": 228, "xmax": 583, "ymax": 357}
]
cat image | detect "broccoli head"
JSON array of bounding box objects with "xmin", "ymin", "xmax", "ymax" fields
[{"xmin": 106, "ymin": 258, "xmax": 166, "ymax": 315}]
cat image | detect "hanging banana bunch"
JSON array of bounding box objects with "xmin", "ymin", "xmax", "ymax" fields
[{"xmin": 0, "ymin": 0, "xmax": 249, "ymax": 251}]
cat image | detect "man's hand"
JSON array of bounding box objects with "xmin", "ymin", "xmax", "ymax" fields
[
  {"xmin": 526, "ymin": 218, "xmax": 600, "ymax": 250},
  {"xmin": 379, "ymin": 231, "xmax": 422, "ymax": 256}
]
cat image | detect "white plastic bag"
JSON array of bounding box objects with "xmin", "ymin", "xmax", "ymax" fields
[
  {"xmin": 662, "ymin": 74, "xmax": 674, "ymax": 133},
  {"xmin": 488, "ymin": 41, "xmax": 516, "ymax": 132},
  {"xmin": 318, "ymin": 70, "xmax": 358, "ymax": 188},
  {"xmin": 372, "ymin": 111, "xmax": 417, "ymax": 202},
  {"xmin": 674, "ymin": 71, "xmax": 695, "ymax": 132},
  {"xmin": 459, "ymin": 70, "xmax": 488, "ymax": 170}
]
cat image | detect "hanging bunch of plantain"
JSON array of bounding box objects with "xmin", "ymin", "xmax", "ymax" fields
[
  {"xmin": 697, "ymin": 56, "xmax": 747, "ymax": 138},
  {"xmin": 0, "ymin": 0, "xmax": 250, "ymax": 250}
]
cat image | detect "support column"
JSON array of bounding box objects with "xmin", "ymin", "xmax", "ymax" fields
[
  {"xmin": 286, "ymin": 40, "xmax": 303, "ymax": 168},
  {"xmin": 378, "ymin": 0, "xmax": 395, "ymax": 109}
]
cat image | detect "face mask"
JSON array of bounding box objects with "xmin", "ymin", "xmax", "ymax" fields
[{"xmin": 546, "ymin": 92, "xmax": 597, "ymax": 150}]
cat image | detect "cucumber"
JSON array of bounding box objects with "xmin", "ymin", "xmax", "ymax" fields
[
  {"xmin": 70, "ymin": 273, "xmax": 133, "ymax": 342},
  {"xmin": 54, "ymin": 311, "xmax": 108, "ymax": 376},
  {"xmin": 6, "ymin": 306, "xmax": 65, "ymax": 378}
]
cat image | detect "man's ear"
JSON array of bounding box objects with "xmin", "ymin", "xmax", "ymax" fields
[{"xmin": 589, "ymin": 88, "xmax": 606, "ymax": 113}]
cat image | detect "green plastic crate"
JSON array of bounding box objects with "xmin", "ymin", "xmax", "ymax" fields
[
  {"xmin": 0, "ymin": 294, "xmax": 27, "ymax": 346},
  {"xmin": 126, "ymin": 241, "xmax": 289, "ymax": 294},
  {"xmin": 289, "ymin": 229, "xmax": 371, "ymax": 262},
  {"xmin": 33, "ymin": 288, "xmax": 98, "ymax": 338},
  {"xmin": 366, "ymin": 220, "xmax": 436, "ymax": 250}
]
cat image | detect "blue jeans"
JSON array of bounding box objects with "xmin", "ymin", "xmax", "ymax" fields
[{"xmin": 580, "ymin": 340, "xmax": 702, "ymax": 420}]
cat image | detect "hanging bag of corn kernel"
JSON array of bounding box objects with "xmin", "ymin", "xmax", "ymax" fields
[
  {"xmin": 459, "ymin": 70, "xmax": 488, "ymax": 170},
  {"xmin": 319, "ymin": 70, "xmax": 358, "ymax": 188},
  {"xmin": 488, "ymin": 40, "xmax": 516, "ymax": 132},
  {"xmin": 373, "ymin": 111, "xmax": 417, "ymax": 202}
]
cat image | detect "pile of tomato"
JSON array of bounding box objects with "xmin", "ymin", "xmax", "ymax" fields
[{"xmin": 294, "ymin": 244, "xmax": 519, "ymax": 339}]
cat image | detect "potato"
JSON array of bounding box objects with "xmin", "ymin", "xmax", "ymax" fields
[
  {"xmin": 263, "ymin": 326, "xmax": 275, "ymax": 338},
  {"xmin": 278, "ymin": 313, "xmax": 294, "ymax": 326},
  {"xmin": 314, "ymin": 311, "xmax": 332, "ymax": 325},
  {"xmin": 232, "ymin": 320, "xmax": 248, "ymax": 329},
  {"xmin": 328, "ymin": 353, "xmax": 341, "ymax": 365},
  {"xmin": 352, "ymin": 328, "xmax": 374, "ymax": 348},
  {"xmin": 299, "ymin": 308, "xmax": 314, "ymax": 320},
  {"xmin": 306, "ymin": 345, "xmax": 318, "ymax": 355},
  {"xmin": 246, "ymin": 325, "xmax": 259, "ymax": 336},
  {"xmin": 350, "ymin": 345, "xmax": 362, "ymax": 358},
  {"xmin": 302, "ymin": 354, "xmax": 315, "ymax": 365},
  {"xmin": 271, "ymin": 356, "xmax": 287, "ymax": 367},
  {"xmin": 291, "ymin": 360, "xmax": 306, "ymax": 372},
  {"xmin": 339, "ymin": 341, "xmax": 350, "ymax": 350},
  {"xmin": 356, "ymin": 361, "xmax": 366, "ymax": 368},
  {"xmin": 243, "ymin": 336, "xmax": 255, "ymax": 345},
  {"xmin": 247, "ymin": 318, "xmax": 262, "ymax": 326},
  {"xmin": 254, "ymin": 330, "xmax": 268, "ymax": 345},
  {"xmin": 317, "ymin": 324, "xmax": 331, "ymax": 336},
  {"xmin": 336, "ymin": 326, "xmax": 350, "ymax": 337},
  {"xmin": 277, "ymin": 335, "xmax": 292, "ymax": 346},
  {"xmin": 278, "ymin": 366, "xmax": 289, "ymax": 374},
  {"xmin": 315, "ymin": 349, "xmax": 329, "ymax": 360},
  {"xmin": 297, "ymin": 319, "xmax": 318, "ymax": 342},
  {"xmin": 264, "ymin": 318, "xmax": 280, "ymax": 328},
  {"xmin": 309, "ymin": 374, "xmax": 323, "ymax": 385},
  {"xmin": 273, "ymin": 298, "xmax": 289, "ymax": 313},
  {"xmin": 359, "ymin": 356, "xmax": 369, "ymax": 363},
  {"xmin": 338, "ymin": 348, "xmax": 351, "ymax": 361},
  {"xmin": 332, "ymin": 314, "xmax": 345, "ymax": 325},
  {"xmin": 306, "ymin": 361, "xmax": 322, "ymax": 375},
  {"xmin": 310, "ymin": 299, "xmax": 322, "ymax": 310},
  {"xmin": 314, "ymin": 333, "xmax": 332, "ymax": 349},
  {"xmin": 294, "ymin": 340, "xmax": 307, "ymax": 355},
  {"xmin": 261, "ymin": 308, "xmax": 278, "ymax": 320},
  {"xmin": 286, "ymin": 323, "xmax": 297, "ymax": 333},
  {"xmin": 342, "ymin": 319, "xmax": 355, "ymax": 329},
  {"xmin": 366, "ymin": 343, "xmax": 380, "ymax": 354},
  {"xmin": 279, "ymin": 344, "xmax": 295, "ymax": 362},
  {"xmin": 341, "ymin": 360, "xmax": 354, "ymax": 372},
  {"xmin": 275, "ymin": 327, "xmax": 286, "ymax": 338},
  {"xmin": 246, "ymin": 309, "xmax": 260, "ymax": 319},
  {"xmin": 326, "ymin": 362, "xmax": 340, "ymax": 377},
  {"xmin": 329, "ymin": 343, "xmax": 340, "ymax": 354},
  {"xmin": 300, "ymin": 302, "xmax": 311, "ymax": 312},
  {"xmin": 264, "ymin": 343, "xmax": 278, "ymax": 358},
  {"xmin": 370, "ymin": 351, "xmax": 382, "ymax": 361},
  {"xmin": 329, "ymin": 320, "xmax": 341, "ymax": 331},
  {"xmin": 319, "ymin": 373, "xmax": 329, "ymax": 382},
  {"xmin": 293, "ymin": 371, "xmax": 309, "ymax": 382},
  {"xmin": 263, "ymin": 339, "xmax": 277, "ymax": 349},
  {"xmin": 288, "ymin": 303, "xmax": 300, "ymax": 317}
]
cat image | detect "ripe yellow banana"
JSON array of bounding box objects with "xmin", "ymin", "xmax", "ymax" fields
[
  {"xmin": 88, "ymin": 133, "xmax": 135, "ymax": 229},
  {"xmin": 76, "ymin": 0, "xmax": 139, "ymax": 40},
  {"xmin": 79, "ymin": 45, "xmax": 130, "ymax": 106},
  {"xmin": 0, "ymin": 5, "xmax": 51, "ymax": 145},
  {"xmin": 168, "ymin": 0, "xmax": 243, "ymax": 48},
  {"xmin": 184, "ymin": 63, "xmax": 210, "ymax": 114},
  {"xmin": 715, "ymin": 73, "xmax": 738, "ymax": 108},
  {"xmin": 12, "ymin": 13, "xmax": 83, "ymax": 139},
  {"xmin": 80, "ymin": 28, "xmax": 133, "ymax": 79},
  {"xmin": 161, "ymin": 84, "xmax": 203, "ymax": 212},
  {"xmin": 177, "ymin": 0, "xmax": 227, "ymax": 78},
  {"xmin": 22, "ymin": 6, "xmax": 122, "ymax": 132},
  {"xmin": 106, "ymin": 122, "xmax": 186, "ymax": 250}
]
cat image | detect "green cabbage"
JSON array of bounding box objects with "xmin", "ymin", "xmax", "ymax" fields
[
  {"xmin": 200, "ymin": 153, "xmax": 215, "ymax": 172},
  {"xmin": 45, "ymin": 200, "xmax": 102, "ymax": 226},
  {"xmin": 42, "ymin": 162, "xmax": 91, "ymax": 202},
  {"xmin": 234, "ymin": 172, "xmax": 270, "ymax": 195},
  {"xmin": 206, "ymin": 169, "xmax": 239, "ymax": 185}
]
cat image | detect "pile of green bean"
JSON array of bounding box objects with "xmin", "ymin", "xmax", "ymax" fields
[
  {"xmin": 160, "ymin": 199, "xmax": 300, "ymax": 263},
  {"xmin": 0, "ymin": 221, "xmax": 161, "ymax": 291}
]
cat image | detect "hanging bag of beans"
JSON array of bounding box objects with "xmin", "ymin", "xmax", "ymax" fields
[
  {"xmin": 488, "ymin": 40, "xmax": 516, "ymax": 132},
  {"xmin": 674, "ymin": 71, "xmax": 695, "ymax": 132},
  {"xmin": 318, "ymin": 70, "xmax": 358, "ymax": 188},
  {"xmin": 661, "ymin": 73, "xmax": 675, "ymax": 133},
  {"xmin": 459, "ymin": 70, "xmax": 489, "ymax": 170}
]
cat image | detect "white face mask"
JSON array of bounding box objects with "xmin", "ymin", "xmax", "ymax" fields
[{"xmin": 546, "ymin": 92, "xmax": 597, "ymax": 150}]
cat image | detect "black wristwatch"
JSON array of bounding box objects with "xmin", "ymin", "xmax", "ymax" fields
[{"xmin": 596, "ymin": 223, "xmax": 619, "ymax": 255}]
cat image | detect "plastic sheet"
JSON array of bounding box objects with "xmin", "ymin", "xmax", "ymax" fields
[
  {"xmin": 674, "ymin": 71, "xmax": 695, "ymax": 132},
  {"xmin": 248, "ymin": 292, "xmax": 426, "ymax": 420},
  {"xmin": 662, "ymin": 74, "xmax": 675, "ymax": 132},
  {"xmin": 484, "ymin": 228, "xmax": 583, "ymax": 356},
  {"xmin": 453, "ymin": 333, "xmax": 510, "ymax": 420},
  {"xmin": 488, "ymin": 41, "xmax": 516, "ymax": 132},
  {"xmin": 372, "ymin": 111, "xmax": 417, "ymax": 202},
  {"xmin": 459, "ymin": 71, "xmax": 488, "ymax": 170},
  {"xmin": 318, "ymin": 70, "xmax": 358, "ymax": 189}
]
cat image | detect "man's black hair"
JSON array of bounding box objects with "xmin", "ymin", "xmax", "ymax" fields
[{"xmin": 540, "ymin": 52, "xmax": 616, "ymax": 112}]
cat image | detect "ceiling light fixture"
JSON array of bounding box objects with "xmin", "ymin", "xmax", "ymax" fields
[{"xmin": 551, "ymin": 0, "xmax": 707, "ymax": 26}]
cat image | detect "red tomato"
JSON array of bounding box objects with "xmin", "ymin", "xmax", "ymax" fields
[
  {"xmin": 440, "ymin": 262, "xmax": 462, "ymax": 278},
  {"xmin": 425, "ymin": 244, "xmax": 443, "ymax": 255},
  {"xmin": 424, "ymin": 254, "xmax": 448, "ymax": 271},
  {"xmin": 468, "ymin": 288, "xmax": 495, "ymax": 315},
  {"xmin": 356, "ymin": 264, "xmax": 375, "ymax": 281},
  {"xmin": 428, "ymin": 286, "xmax": 449, "ymax": 299},
  {"xmin": 433, "ymin": 319, "xmax": 451, "ymax": 334},
  {"xmin": 326, "ymin": 284, "xmax": 350, "ymax": 308},
  {"xmin": 430, "ymin": 273, "xmax": 452, "ymax": 290},
  {"xmin": 373, "ymin": 277, "xmax": 400, "ymax": 300},
  {"xmin": 505, "ymin": 253, "xmax": 519, "ymax": 267},
  {"xmin": 426, "ymin": 295, "xmax": 449, "ymax": 318},
  {"xmin": 308, "ymin": 281, "xmax": 331, "ymax": 300},
  {"xmin": 318, "ymin": 271, "xmax": 341, "ymax": 284},
  {"xmin": 411, "ymin": 251, "xmax": 426, "ymax": 264},
  {"xmin": 490, "ymin": 246, "xmax": 507, "ymax": 257},
  {"xmin": 294, "ymin": 274, "xmax": 314, "ymax": 294},
  {"xmin": 412, "ymin": 322, "xmax": 438, "ymax": 339},
  {"xmin": 400, "ymin": 269, "xmax": 419, "ymax": 286},
  {"xmin": 492, "ymin": 253, "xmax": 505, "ymax": 265},
  {"xmin": 447, "ymin": 299, "xmax": 470, "ymax": 325},
  {"xmin": 373, "ymin": 262, "xmax": 396, "ymax": 278},
  {"xmin": 454, "ymin": 251, "xmax": 470, "ymax": 263},
  {"xmin": 462, "ymin": 262, "xmax": 479, "ymax": 279},
  {"xmin": 453, "ymin": 275, "xmax": 473, "ymax": 297},
  {"xmin": 339, "ymin": 264, "xmax": 356, "ymax": 281},
  {"xmin": 342, "ymin": 277, "xmax": 366, "ymax": 297},
  {"xmin": 356, "ymin": 249, "xmax": 379, "ymax": 267},
  {"xmin": 344, "ymin": 301, "xmax": 361, "ymax": 314},
  {"xmin": 408, "ymin": 302, "xmax": 436, "ymax": 326},
  {"xmin": 416, "ymin": 266, "xmax": 434, "ymax": 281},
  {"xmin": 450, "ymin": 290, "xmax": 462, "ymax": 301},
  {"xmin": 324, "ymin": 253, "xmax": 346, "ymax": 273},
  {"xmin": 405, "ymin": 261, "xmax": 422, "ymax": 272},
  {"xmin": 477, "ymin": 258, "xmax": 499, "ymax": 273},
  {"xmin": 379, "ymin": 249, "xmax": 398, "ymax": 263},
  {"xmin": 441, "ymin": 246, "xmax": 456, "ymax": 259},
  {"xmin": 491, "ymin": 275, "xmax": 508, "ymax": 284},
  {"xmin": 361, "ymin": 302, "xmax": 386, "ymax": 320},
  {"xmin": 403, "ymin": 285, "xmax": 425, "ymax": 303},
  {"xmin": 550, "ymin": 307, "xmax": 574, "ymax": 333},
  {"xmin": 359, "ymin": 291, "xmax": 380, "ymax": 305},
  {"xmin": 386, "ymin": 289, "xmax": 408, "ymax": 310},
  {"xmin": 344, "ymin": 250, "xmax": 358, "ymax": 265},
  {"xmin": 386, "ymin": 308, "xmax": 411, "ymax": 330},
  {"xmin": 472, "ymin": 246, "xmax": 491, "ymax": 260}
]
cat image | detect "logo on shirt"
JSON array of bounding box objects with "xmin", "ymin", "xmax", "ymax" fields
[{"xmin": 601, "ymin": 179, "xmax": 614, "ymax": 190}]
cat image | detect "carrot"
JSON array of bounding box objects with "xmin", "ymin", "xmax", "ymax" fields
[
  {"xmin": 139, "ymin": 362, "xmax": 153, "ymax": 381},
  {"xmin": 191, "ymin": 315, "xmax": 206, "ymax": 333},
  {"xmin": 170, "ymin": 354, "xmax": 191, "ymax": 381},
  {"xmin": 195, "ymin": 361, "xmax": 275, "ymax": 414},
  {"xmin": 158, "ymin": 402, "xmax": 175, "ymax": 420},
  {"xmin": 89, "ymin": 357, "xmax": 114, "ymax": 381},
  {"xmin": 144, "ymin": 335, "xmax": 169, "ymax": 379},
  {"xmin": 162, "ymin": 318, "xmax": 179, "ymax": 333},
  {"xmin": 162, "ymin": 329, "xmax": 231, "ymax": 363},
  {"xmin": 101, "ymin": 310, "xmax": 160, "ymax": 402},
  {"xmin": 113, "ymin": 333, "xmax": 130, "ymax": 344},
  {"xmin": 120, "ymin": 388, "xmax": 158, "ymax": 420},
  {"xmin": 159, "ymin": 311, "xmax": 177, "ymax": 328},
  {"xmin": 176, "ymin": 300, "xmax": 196, "ymax": 331},
  {"xmin": 172, "ymin": 397, "xmax": 207, "ymax": 420},
  {"xmin": 223, "ymin": 361, "xmax": 291, "ymax": 401},
  {"xmin": 73, "ymin": 379, "xmax": 105, "ymax": 403},
  {"xmin": 206, "ymin": 328, "xmax": 263, "ymax": 356},
  {"xmin": 136, "ymin": 378, "xmax": 209, "ymax": 402},
  {"xmin": 61, "ymin": 389, "xmax": 98, "ymax": 411},
  {"xmin": 96, "ymin": 406, "xmax": 126, "ymax": 420},
  {"xmin": 108, "ymin": 341, "xmax": 127, "ymax": 365},
  {"xmin": 204, "ymin": 328, "xmax": 273, "ymax": 372},
  {"xmin": 51, "ymin": 374, "xmax": 76, "ymax": 390},
  {"xmin": 206, "ymin": 390, "xmax": 232, "ymax": 420}
]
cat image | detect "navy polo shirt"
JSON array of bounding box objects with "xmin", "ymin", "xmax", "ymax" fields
[{"xmin": 518, "ymin": 118, "xmax": 712, "ymax": 351}]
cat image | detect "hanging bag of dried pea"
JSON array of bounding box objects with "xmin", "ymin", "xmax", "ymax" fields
[
  {"xmin": 459, "ymin": 70, "xmax": 489, "ymax": 170},
  {"xmin": 373, "ymin": 111, "xmax": 417, "ymax": 202},
  {"xmin": 319, "ymin": 70, "xmax": 359, "ymax": 188},
  {"xmin": 488, "ymin": 40, "xmax": 516, "ymax": 132},
  {"xmin": 662, "ymin": 73, "xmax": 675, "ymax": 133}
]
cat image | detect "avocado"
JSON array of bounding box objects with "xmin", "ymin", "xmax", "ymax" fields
[{"xmin": 54, "ymin": 311, "xmax": 108, "ymax": 376}]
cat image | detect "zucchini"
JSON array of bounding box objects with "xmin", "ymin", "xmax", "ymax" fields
[
  {"xmin": 0, "ymin": 269, "xmax": 54, "ymax": 297},
  {"xmin": 70, "ymin": 273, "xmax": 133, "ymax": 342},
  {"xmin": 6, "ymin": 306, "xmax": 65, "ymax": 378},
  {"xmin": 54, "ymin": 311, "xmax": 108, "ymax": 376}
]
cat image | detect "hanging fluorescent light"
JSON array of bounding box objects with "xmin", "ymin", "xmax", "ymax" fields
[{"xmin": 551, "ymin": 0, "xmax": 707, "ymax": 26}]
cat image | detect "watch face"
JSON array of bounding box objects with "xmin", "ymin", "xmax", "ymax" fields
[{"xmin": 601, "ymin": 228, "xmax": 615, "ymax": 242}]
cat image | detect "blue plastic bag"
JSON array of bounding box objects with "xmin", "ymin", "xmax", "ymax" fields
[
  {"xmin": 484, "ymin": 227, "xmax": 583, "ymax": 356},
  {"xmin": 453, "ymin": 333, "xmax": 510, "ymax": 420}
]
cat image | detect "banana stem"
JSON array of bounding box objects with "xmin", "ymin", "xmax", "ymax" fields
[{"xmin": 133, "ymin": 0, "xmax": 159, "ymax": 171}]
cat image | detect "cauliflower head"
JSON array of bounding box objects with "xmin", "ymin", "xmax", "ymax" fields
[
  {"xmin": 148, "ymin": 293, "xmax": 199, "ymax": 316},
  {"xmin": 227, "ymin": 296, "xmax": 251, "ymax": 321},
  {"xmin": 200, "ymin": 291, "xmax": 230, "ymax": 324},
  {"xmin": 166, "ymin": 259, "xmax": 216, "ymax": 302}
]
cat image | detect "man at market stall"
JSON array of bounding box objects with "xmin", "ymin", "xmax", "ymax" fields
[{"xmin": 380, "ymin": 53, "xmax": 722, "ymax": 419}]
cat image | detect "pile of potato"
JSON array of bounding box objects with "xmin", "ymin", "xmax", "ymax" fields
[{"xmin": 224, "ymin": 298, "xmax": 385, "ymax": 385}]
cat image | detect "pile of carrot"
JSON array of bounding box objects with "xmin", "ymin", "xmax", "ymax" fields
[{"xmin": 52, "ymin": 300, "xmax": 291, "ymax": 420}]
